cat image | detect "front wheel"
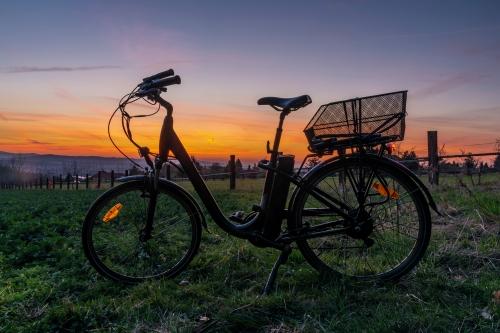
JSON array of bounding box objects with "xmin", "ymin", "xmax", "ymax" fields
[
  {"xmin": 289, "ymin": 156, "xmax": 431, "ymax": 282},
  {"xmin": 82, "ymin": 180, "xmax": 202, "ymax": 283}
]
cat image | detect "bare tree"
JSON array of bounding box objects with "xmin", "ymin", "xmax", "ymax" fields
[
  {"xmin": 400, "ymin": 150, "xmax": 419, "ymax": 171},
  {"xmin": 9, "ymin": 154, "xmax": 25, "ymax": 172},
  {"xmin": 462, "ymin": 151, "xmax": 478, "ymax": 185},
  {"xmin": 494, "ymin": 155, "xmax": 500, "ymax": 171}
]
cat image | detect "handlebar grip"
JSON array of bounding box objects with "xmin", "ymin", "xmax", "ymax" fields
[
  {"xmin": 142, "ymin": 69, "xmax": 174, "ymax": 82},
  {"xmin": 143, "ymin": 75, "xmax": 181, "ymax": 89}
]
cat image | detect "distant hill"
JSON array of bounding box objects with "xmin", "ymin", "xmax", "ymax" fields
[{"xmin": 0, "ymin": 151, "xmax": 146, "ymax": 175}]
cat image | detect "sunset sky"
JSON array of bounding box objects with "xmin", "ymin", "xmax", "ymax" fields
[{"xmin": 1, "ymin": 1, "xmax": 499, "ymax": 164}]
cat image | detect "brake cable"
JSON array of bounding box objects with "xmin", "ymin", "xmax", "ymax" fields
[{"xmin": 107, "ymin": 88, "xmax": 182, "ymax": 173}]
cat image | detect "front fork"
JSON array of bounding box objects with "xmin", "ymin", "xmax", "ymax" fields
[
  {"xmin": 140, "ymin": 98, "xmax": 175, "ymax": 241},
  {"xmin": 140, "ymin": 165, "xmax": 162, "ymax": 242}
]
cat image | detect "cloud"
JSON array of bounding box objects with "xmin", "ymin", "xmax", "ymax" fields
[
  {"xmin": 413, "ymin": 73, "xmax": 487, "ymax": 99},
  {"xmin": 380, "ymin": 25, "xmax": 500, "ymax": 41},
  {"xmin": 28, "ymin": 139, "xmax": 53, "ymax": 145},
  {"xmin": 0, "ymin": 111, "xmax": 70, "ymax": 122},
  {"xmin": 0, "ymin": 65, "xmax": 120, "ymax": 74},
  {"xmin": 410, "ymin": 114, "xmax": 499, "ymax": 132}
]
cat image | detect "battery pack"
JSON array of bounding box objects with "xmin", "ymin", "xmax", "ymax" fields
[{"xmin": 262, "ymin": 154, "xmax": 295, "ymax": 240}]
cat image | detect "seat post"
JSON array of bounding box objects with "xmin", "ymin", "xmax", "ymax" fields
[
  {"xmin": 270, "ymin": 110, "xmax": 289, "ymax": 167},
  {"xmin": 258, "ymin": 109, "xmax": 289, "ymax": 223}
]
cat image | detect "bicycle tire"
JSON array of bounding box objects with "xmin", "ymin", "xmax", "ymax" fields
[
  {"xmin": 82, "ymin": 180, "xmax": 202, "ymax": 283},
  {"xmin": 289, "ymin": 156, "xmax": 431, "ymax": 281}
]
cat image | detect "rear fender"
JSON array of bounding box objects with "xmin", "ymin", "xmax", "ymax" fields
[
  {"xmin": 379, "ymin": 159, "xmax": 442, "ymax": 216},
  {"xmin": 289, "ymin": 154, "xmax": 441, "ymax": 216}
]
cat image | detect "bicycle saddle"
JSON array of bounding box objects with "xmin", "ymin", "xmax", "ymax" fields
[{"xmin": 257, "ymin": 95, "xmax": 312, "ymax": 111}]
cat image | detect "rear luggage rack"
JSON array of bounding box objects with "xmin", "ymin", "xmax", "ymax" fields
[{"xmin": 304, "ymin": 91, "xmax": 407, "ymax": 153}]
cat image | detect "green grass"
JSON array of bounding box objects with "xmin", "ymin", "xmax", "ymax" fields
[{"xmin": 0, "ymin": 176, "xmax": 499, "ymax": 332}]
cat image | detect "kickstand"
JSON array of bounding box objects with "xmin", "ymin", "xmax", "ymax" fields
[{"xmin": 261, "ymin": 245, "xmax": 292, "ymax": 295}]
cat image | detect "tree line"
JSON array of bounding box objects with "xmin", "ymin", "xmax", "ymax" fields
[{"xmin": 1, "ymin": 151, "xmax": 499, "ymax": 186}]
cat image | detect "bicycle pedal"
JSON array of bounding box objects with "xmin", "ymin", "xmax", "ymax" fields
[
  {"xmin": 229, "ymin": 211, "xmax": 245, "ymax": 223},
  {"xmin": 252, "ymin": 204, "xmax": 262, "ymax": 212}
]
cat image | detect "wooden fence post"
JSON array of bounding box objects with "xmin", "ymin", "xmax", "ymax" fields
[
  {"xmin": 59, "ymin": 174, "xmax": 62, "ymax": 189},
  {"xmin": 39, "ymin": 176, "xmax": 43, "ymax": 189},
  {"xmin": 67, "ymin": 173, "xmax": 70, "ymax": 190},
  {"xmin": 427, "ymin": 130, "xmax": 439, "ymax": 185},
  {"xmin": 86, "ymin": 174, "xmax": 89, "ymax": 189},
  {"xmin": 46, "ymin": 177, "xmax": 49, "ymax": 189},
  {"xmin": 76, "ymin": 174, "xmax": 79, "ymax": 190},
  {"xmin": 97, "ymin": 171, "xmax": 101, "ymax": 189},
  {"xmin": 111, "ymin": 170, "xmax": 115, "ymax": 187},
  {"xmin": 52, "ymin": 176, "xmax": 55, "ymax": 189},
  {"xmin": 229, "ymin": 154, "xmax": 236, "ymax": 190}
]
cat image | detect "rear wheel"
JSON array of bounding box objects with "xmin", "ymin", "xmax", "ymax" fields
[
  {"xmin": 82, "ymin": 180, "xmax": 201, "ymax": 283},
  {"xmin": 289, "ymin": 157, "xmax": 431, "ymax": 281}
]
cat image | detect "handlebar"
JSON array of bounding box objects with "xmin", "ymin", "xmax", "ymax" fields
[
  {"xmin": 139, "ymin": 75, "xmax": 181, "ymax": 91},
  {"xmin": 135, "ymin": 73, "xmax": 181, "ymax": 98},
  {"xmin": 142, "ymin": 69, "xmax": 174, "ymax": 82}
]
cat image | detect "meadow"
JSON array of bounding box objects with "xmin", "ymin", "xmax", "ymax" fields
[{"xmin": 0, "ymin": 175, "xmax": 499, "ymax": 332}]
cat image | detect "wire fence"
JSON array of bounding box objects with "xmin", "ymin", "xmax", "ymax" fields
[
  {"xmin": 0, "ymin": 169, "xmax": 268, "ymax": 191},
  {"xmin": 2, "ymin": 162, "xmax": 498, "ymax": 191}
]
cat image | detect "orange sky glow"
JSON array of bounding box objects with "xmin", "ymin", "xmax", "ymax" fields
[{"xmin": 0, "ymin": 97, "xmax": 497, "ymax": 164}]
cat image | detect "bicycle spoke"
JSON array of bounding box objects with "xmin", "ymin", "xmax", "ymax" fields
[
  {"xmin": 86, "ymin": 184, "xmax": 198, "ymax": 281},
  {"xmin": 297, "ymin": 161, "xmax": 428, "ymax": 280}
]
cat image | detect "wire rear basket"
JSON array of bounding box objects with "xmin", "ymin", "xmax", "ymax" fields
[{"xmin": 304, "ymin": 91, "xmax": 407, "ymax": 153}]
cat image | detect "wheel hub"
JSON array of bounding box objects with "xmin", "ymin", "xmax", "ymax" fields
[{"xmin": 345, "ymin": 209, "xmax": 374, "ymax": 239}]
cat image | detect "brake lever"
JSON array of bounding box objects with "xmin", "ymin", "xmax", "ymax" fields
[{"xmin": 135, "ymin": 86, "xmax": 167, "ymax": 99}]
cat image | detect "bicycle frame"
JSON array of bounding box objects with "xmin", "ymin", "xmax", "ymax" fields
[{"xmin": 145, "ymin": 96, "xmax": 358, "ymax": 246}]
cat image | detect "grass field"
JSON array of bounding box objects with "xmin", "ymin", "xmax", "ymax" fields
[{"xmin": 0, "ymin": 175, "xmax": 499, "ymax": 332}]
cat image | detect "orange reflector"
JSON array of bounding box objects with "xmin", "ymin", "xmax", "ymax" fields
[
  {"xmin": 372, "ymin": 182, "xmax": 399, "ymax": 199},
  {"xmin": 102, "ymin": 203, "xmax": 123, "ymax": 223}
]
